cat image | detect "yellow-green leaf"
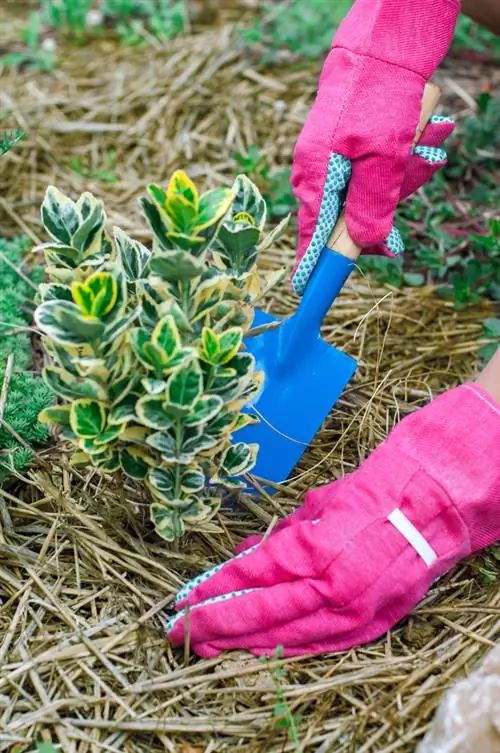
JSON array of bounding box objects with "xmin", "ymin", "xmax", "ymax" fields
[
  {"xmin": 218, "ymin": 327, "xmax": 243, "ymax": 364},
  {"xmin": 72, "ymin": 272, "xmax": 118, "ymax": 318},
  {"xmin": 195, "ymin": 186, "xmax": 233, "ymax": 232},
  {"xmin": 200, "ymin": 327, "xmax": 220, "ymax": 364},
  {"xmin": 151, "ymin": 315, "xmax": 181, "ymax": 360},
  {"xmin": 70, "ymin": 399, "xmax": 107, "ymax": 438},
  {"xmin": 38, "ymin": 404, "xmax": 71, "ymax": 427},
  {"xmin": 166, "ymin": 170, "xmax": 199, "ymax": 211}
]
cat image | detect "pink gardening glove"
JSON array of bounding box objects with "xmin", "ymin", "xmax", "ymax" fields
[
  {"xmin": 166, "ymin": 384, "xmax": 500, "ymax": 658},
  {"xmin": 291, "ymin": 0, "xmax": 459, "ymax": 291}
]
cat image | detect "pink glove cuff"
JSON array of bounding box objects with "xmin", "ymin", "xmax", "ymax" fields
[{"xmin": 334, "ymin": 0, "xmax": 460, "ymax": 78}]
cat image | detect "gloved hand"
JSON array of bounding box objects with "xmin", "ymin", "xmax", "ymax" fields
[
  {"xmin": 166, "ymin": 384, "xmax": 500, "ymax": 658},
  {"xmin": 291, "ymin": 0, "xmax": 459, "ymax": 289}
]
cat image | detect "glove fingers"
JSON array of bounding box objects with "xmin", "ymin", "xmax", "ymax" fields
[
  {"xmin": 167, "ymin": 577, "xmax": 324, "ymax": 656},
  {"xmin": 418, "ymin": 116, "xmax": 454, "ymax": 148},
  {"xmin": 363, "ymin": 226, "xmax": 404, "ymax": 258},
  {"xmin": 399, "ymin": 146, "xmax": 447, "ymax": 200},
  {"xmin": 346, "ymin": 154, "xmax": 406, "ymax": 246},
  {"xmin": 176, "ymin": 518, "xmax": 339, "ymax": 610},
  {"xmin": 363, "ymin": 144, "xmax": 448, "ymax": 257}
]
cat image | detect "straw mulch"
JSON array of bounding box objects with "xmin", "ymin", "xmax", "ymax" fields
[{"xmin": 0, "ymin": 9, "xmax": 499, "ymax": 752}]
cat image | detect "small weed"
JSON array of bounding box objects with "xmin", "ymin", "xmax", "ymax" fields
[
  {"xmin": 241, "ymin": 3, "xmax": 500, "ymax": 64},
  {"xmin": 476, "ymin": 546, "xmax": 500, "ymax": 583},
  {"xmin": 261, "ymin": 646, "xmax": 303, "ymax": 752},
  {"xmin": 69, "ymin": 149, "xmax": 118, "ymax": 183},
  {"xmin": 102, "ymin": 0, "xmax": 187, "ymax": 45},
  {"xmin": 40, "ymin": 0, "xmax": 93, "ymax": 36},
  {"xmin": 0, "ymin": 12, "xmax": 57, "ymax": 71},
  {"xmin": 233, "ymin": 144, "xmax": 296, "ymax": 218},
  {"xmin": 453, "ymin": 16, "xmax": 500, "ymax": 58},
  {"xmin": 0, "ymin": 128, "xmax": 26, "ymax": 156},
  {"xmin": 435, "ymin": 219, "xmax": 500, "ymax": 308},
  {"xmin": 240, "ymin": 0, "xmax": 351, "ymax": 62}
]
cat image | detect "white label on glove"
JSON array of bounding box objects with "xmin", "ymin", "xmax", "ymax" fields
[{"xmin": 388, "ymin": 508, "xmax": 437, "ymax": 567}]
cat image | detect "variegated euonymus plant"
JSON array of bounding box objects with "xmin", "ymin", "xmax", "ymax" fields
[{"xmin": 34, "ymin": 171, "xmax": 287, "ymax": 541}]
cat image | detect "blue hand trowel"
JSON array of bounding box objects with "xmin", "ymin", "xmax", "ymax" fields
[{"xmin": 237, "ymin": 83, "xmax": 441, "ymax": 487}]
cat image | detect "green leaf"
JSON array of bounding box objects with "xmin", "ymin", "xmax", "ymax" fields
[
  {"xmin": 192, "ymin": 286, "xmax": 224, "ymax": 323},
  {"xmin": 41, "ymin": 186, "xmax": 80, "ymax": 245},
  {"xmin": 93, "ymin": 452, "xmax": 120, "ymax": 473},
  {"xmin": 114, "ymin": 226, "xmax": 151, "ymax": 281},
  {"xmin": 218, "ymin": 327, "xmax": 243, "ymax": 363},
  {"xmin": 43, "ymin": 341, "xmax": 78, "ymax": 377},
  {"xmin": 150, "ymin": 250, "xmax": 206, "ymax": 282},
  {"xmin": 166, "ymin": 194, "xmax": 198, "ymax": 234},
  {"xmin": 207, "ymin": 367, "xmax": 238, "ymax": 396},
  {"xmin": 181, "ymin": 428, "xmax": 217, "ymax": 455},
  {"xmin": 182, "ymin": 497, "xmax": 218, "ymax": 524},
  {"xmin": 167, "ymin": 363, "xmax": 202, "ymax": 408},
  {"xmin": 205, "ymin": 409, "xmax": 236, "ymax": 439},
  {"xmin": 180, "ymin": 465, "xmax": 205, "ymax": 494},
  {"xmin": 136, "ymin": 396, "xmax": 173, "ymax": 430},
  {"xmin": 40, "ymin": 241, "xmax": 81, "ymax": 267},
  {"xmin": 108, "ymin": 393, "xmax": 138, "ymax": 425},
  {"xmin": 231, "ymin": 174, "xmax": 267, "ymax": 230},
  {"xmin": 36, "ymin": 300, "xmax": 105, "ymax": 346},
  {"xmin": 38, "ymin": 282, "xmax": 74, "ymax": 302},
  {"xmin": 72, "ymin": 272, "xmax": 118, "ymax": 318},
  {"xmin": 120, "ymin": 448, "xmax": 149, "ymax": 479},
  {"xmin": 93, "ymin": 424, "xmax": 124, "ymax": 445},
  {"xmin": 484, "ymin": 317, "xmax": 500, "ymax": 337},
  {"xmin": 130, "ymin": 328, "xmax": 168, "ymax": 371},
  {"xmin": 403, "ymin": 272, "xmax": 426, "ymax": 287},
  {"xmin": 157, "ymin": 300, "xmax": 192, "ymax": 334},
  {"xmin": 195, "ymin": 186, "xmax": 233, "ymax": 232},
  {"xmin": 151, "ymin": 315, "xmax": 180, "ymax": 360},
  {"xmin": 142, "ymin": 378, "xmax": 167, "ymax": 395},
  {"xmin": 108, "ymin": 369, "xmax": 140, "ymax": 404},
  {"xmin": 216, "ymin": 223, "xmax": 260, "ymax": 273},
  {"xmin": 70, "ymin": 399, "xmax": 106, "ymax": 439},
  {"xmin": 39, "ymin": 404, "xmax": 71, "ymax": 427},
  {"xmin": 184, "ymin": 395, "xmax": 223, "ymax": 427},
  {"xmin": 148, "ymin": 183, "xmax": 169, "ymax": 211},
  {"xmin": 72, "ymin": 194, "xmax": 106, "ymax": 253},
  {"xmin": 138, "ymin": 196, "xmax": 171, "ymax": 252},
  {"xmin": 221, "ymin": 442, "xmax": 258, "ymax": 476},
  {"xmin": 200, "ymin": 327, "xmax": 220, "ymax": 364},
  {"xmin": 101, "ymin": 306, "xmax": 141, "ymax": 346},
  {"xmin": 146, "ymin": 430, "xmax": 177, "ymax": 457},
  {"xmin": 43, "ymin": 366, "xmax": 106, "ymax": 401},
  {"xmin": 150, "ymin": 503, "xmax": 184, "ymax": 541},
  {"xmin": 165, "ymin": 171, "xmax": 199, "ymax": 210},
  {"xmin": 147, "ymin": 467, "xmax": 176, "ymax": 501}
]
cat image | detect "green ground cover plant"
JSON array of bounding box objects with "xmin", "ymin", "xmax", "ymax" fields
[
  {"xmin": 232, "ymin": 144, "xmax": 297, "ymax": 219},
  {"xmin": 240, "ymin": 1, "xmax": 500, "ymax": 63},
  {"xmin": 35, "ymin": 170, "xmax": 287, "ymax": 540},
  {"xmin": 0, "ymin": 236, "xmax": 54, "ymax": 483}
]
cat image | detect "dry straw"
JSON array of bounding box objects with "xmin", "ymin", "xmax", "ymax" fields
[{"xmin": 0, "ymin": 6, "xmax": 498, "ymax": 751}]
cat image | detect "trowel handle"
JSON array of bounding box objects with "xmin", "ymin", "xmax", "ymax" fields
[{"xmin": 326, "ymin": 81, "xmax": 442, "ymax": 261}]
